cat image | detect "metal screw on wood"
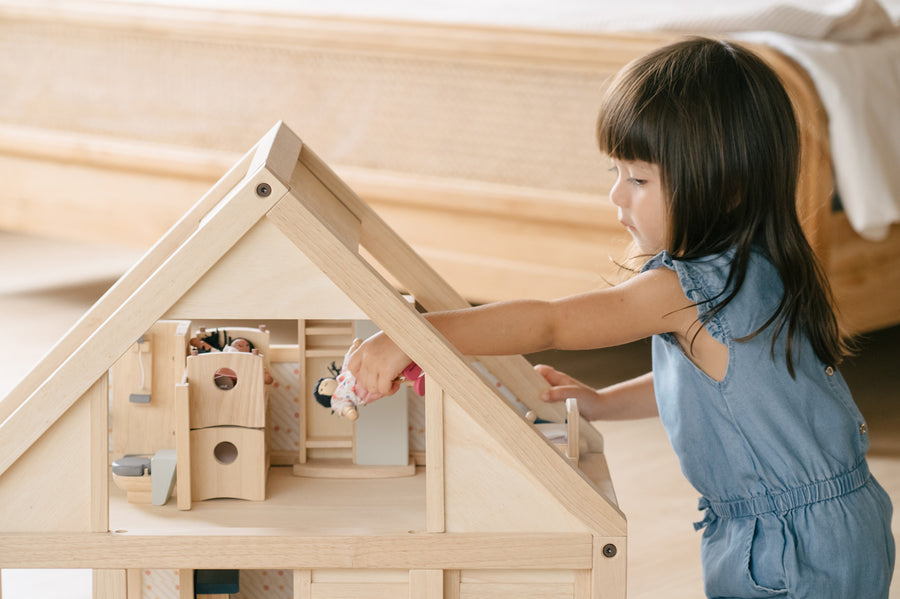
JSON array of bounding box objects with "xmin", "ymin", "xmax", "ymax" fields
[
  {"xmin": 602, "ymin": 543, "xmax": 617, "ymax": 558},
  {"xmin": 256, "ymin": 182, "xmax": 272, "ymax": 197}
]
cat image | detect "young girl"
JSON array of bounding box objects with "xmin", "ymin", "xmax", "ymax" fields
[{"xmin": 345, "ymin": 37, "xmax": 894, "ymax": 598}]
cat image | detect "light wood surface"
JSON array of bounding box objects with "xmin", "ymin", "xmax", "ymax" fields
[
  {"xmin": 111, "ymin": 320, "xmax": 186, "ymax": 457},
  {"xmin": 186, "ymin": 352, "xmax": 268, "ymax": 429},
  {"xmin": 188, "ymin": 426, "xmax": 268, "ymax": 502},
  {"xmin": 426, "ymin": 380, "xmax": 446, "ymax": 533},
  {"xmin": 174, "ymin": 382, "xmax": 192, "ymax": 511},
  {"xmin": 91, "ymin": 376, "xmax": 111, "ymax": 532},
  {"xmin": 291, "ymin": 458, "xmax": 415, "ymax": 479},
  {"xmin": 0, "ymin": 382, "xmax": 94, "ymax": 532},
  {"xmin": 178, "ymin": 569, "xmax": 193, "ymax": 599},
  {"xmin": 297, "ymin": 319, "xmax": 356, "ymax": 465},
  {"xmin": 0, "ymin": 123, "xmax": 627, "ymax": 599},
  {"xmin": 0, "ymin": 530, "xmax": 594, "ymax": 571},
  {"xmin": 126, "ymin": 569, "xmax": 142, "ymax": 599},
  {"xmin": 268, "ymin": 148, "xmax": 624, "ymax": 536},
  {"xmin": 93, "ymin": 569, "xmax": 127, "ymax": 599},
  {"xmin": 111, "ymin": 473, "xmax": 152, "ymax": 505},
  {"xmin": 164, "ymin": 217, "xmax": 367, "ymax": 321},
  {"xmin": 0, "ymin": 234, "xmax": 897, "ymax": 597}
]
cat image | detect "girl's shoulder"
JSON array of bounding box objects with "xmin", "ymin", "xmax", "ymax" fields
[
  {"xmin": 641, "ymin": 248, "xmax": 785, "ymax": 339},
  {"xmin": 640, "ymin": 248, "xmax": 777, "ymax": 299},
  {"xmin": 640, "ymin": 248, "xmax": 740, "ymax": 275},
  {"xmin": 640, "ymin": 250, "xmax": 732, "ymax": 300}
]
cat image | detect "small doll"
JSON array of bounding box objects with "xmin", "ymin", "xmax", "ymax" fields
[
  {"xmin": 313, "ymin": 361, "xmax": 362, "ymax": 421},
  {"xmin": 191, "ymin": 330, "xmax": 274, "ymax": 385},
  {"xmin": 313, "ymin": 340, "xmax": 426, "ymax": 420}
]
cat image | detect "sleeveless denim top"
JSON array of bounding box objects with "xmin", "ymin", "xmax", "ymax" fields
[{"xmin": 641, "ymin": 249, "xmax": 870, "ymax": 514}]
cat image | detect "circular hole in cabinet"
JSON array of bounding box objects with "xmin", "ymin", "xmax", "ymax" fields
[
  {"xmin": 213, "ymin": 367, "xmax": 238, "ymax": 390},
  {"xmin": 214, "ymin": 441, "xmax": 239, "ymax": 465}
]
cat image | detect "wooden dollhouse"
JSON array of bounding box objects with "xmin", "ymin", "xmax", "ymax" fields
[{"xmin": 0, "ymin": 123, "xmax": 625, "ymax": 598}]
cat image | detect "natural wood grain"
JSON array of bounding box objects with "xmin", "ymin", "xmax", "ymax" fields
[{"xmin": 0, "ymin": 532, "xmax": 593, "ymax": 570}]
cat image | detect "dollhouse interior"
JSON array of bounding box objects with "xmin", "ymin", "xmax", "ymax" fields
[{"xmin": 0, "ymin": 122, "xmax": 625, "ymax": 599}]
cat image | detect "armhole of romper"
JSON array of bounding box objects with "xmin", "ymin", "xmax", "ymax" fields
[
  {"xmin": 682, "ymin": 320, "xmax": 729, "ymax": 382},
  {"xmin": 647, "ymin": 255, "xmax": 730, "ymax": 383}
]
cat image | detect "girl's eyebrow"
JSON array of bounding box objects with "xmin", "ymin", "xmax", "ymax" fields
[
  {"xmin": 616, "ymin": 159, "xmax": 654, "ymax": 175},
  {"xmin": 628, "ymin": 159, "xmax": 654, "ymax": 169}
]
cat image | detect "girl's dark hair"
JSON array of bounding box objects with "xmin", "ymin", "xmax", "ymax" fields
[{"xmin": 597, "ymin": 36, "xmax": 850, "ymax": 374}]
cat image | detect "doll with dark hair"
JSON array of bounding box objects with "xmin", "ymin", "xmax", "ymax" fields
[{"xmin": 314, "ymin": 342, "xmax": 425, "ymax": 421}]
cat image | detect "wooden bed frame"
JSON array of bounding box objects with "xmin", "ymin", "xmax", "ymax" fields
[{"xmin": 0, "ymin": 1, "xmax": 897, "ymax": 335}]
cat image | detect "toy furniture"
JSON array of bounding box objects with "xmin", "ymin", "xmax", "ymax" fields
[
  {"xmin": 110, "ymin": 456, "xmax": 152, "ymax": 504},
  {"xmin": 150, "ymin": 449, "xmax": 177, "ymax": 506},
  {"xmin": 177, "ymin": 348, "xmax": 270, "ymax": 506},
  {"xmin": 178, "ymin": 325, "xmax": 272, "ymax": 509},
  {"xmin": 294, "ymin": 318, "xmax": 417, "ymax": 479},
  {"xmin": 0, "ymin": 122, "xmax": 625, "ymax": 598},
  {"xmin": 111, "ymin": 451, "xmax": 176, "ymax": 506}
]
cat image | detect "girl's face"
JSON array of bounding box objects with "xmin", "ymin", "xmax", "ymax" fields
[{"xmin": 608, "ymin": 159, "xmax": 668, "ymax": 254}]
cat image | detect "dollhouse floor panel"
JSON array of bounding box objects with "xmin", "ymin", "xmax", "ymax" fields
[{"xmin": 109, "ymin": 465, "xmax": 427, "ymax": 535}]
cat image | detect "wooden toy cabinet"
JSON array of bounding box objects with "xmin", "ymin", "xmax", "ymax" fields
[
  {"xmin": 0, "ymin": 122, "xmax": 626, "ymax": 598},
  {"xmin": 179, "ymin": 349, "xmax": 270, "ymax": 504}
]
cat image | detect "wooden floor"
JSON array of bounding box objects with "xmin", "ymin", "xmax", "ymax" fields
[{"xmin": 0, "ymin": 230, "xmax": 897, "ymax": 598}]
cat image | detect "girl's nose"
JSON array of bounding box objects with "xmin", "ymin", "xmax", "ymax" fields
[{"xmin": 609, "ymin": 180, "xmax": 626, "ymax": 207}]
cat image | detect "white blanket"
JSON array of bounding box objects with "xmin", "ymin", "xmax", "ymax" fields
[
  {"xmin": 114, "ymin": 0, "xmax": 900, "ymax": 36},
  {"xmin": 738, "ymin": 30, "xmax": 900, "ymax": 240}
]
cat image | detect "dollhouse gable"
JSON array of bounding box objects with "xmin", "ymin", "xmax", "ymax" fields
[{"xmin": 0, "ymin": 121, "xmax": 622, "ymax": 547}]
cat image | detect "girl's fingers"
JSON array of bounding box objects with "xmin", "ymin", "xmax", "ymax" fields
[
  {"xmin": 534, "ymin": 364, "xmax": 591, "ymax": 403},
  {"xmin": 533, "ymin": 364, "xmax": 573, "ymax": 386},
  {"xmin": 541, "ymin": 385, "xmax": 586, "ymax": 403}
]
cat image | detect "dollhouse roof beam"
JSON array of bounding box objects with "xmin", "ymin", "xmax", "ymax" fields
[
  {"xmin": 0, "ymin": 532, "xmax": 595, "ymax": 570},
  {"xmin": 297, "ymin": 145, "xmax": 605, "ymax": 449},
  {"xmin": 0, "ymin": 139, "xmax": 260, "ymax": 425},
  {"xmin": 267, "ymin": 184, "xmax": 625, "ymax": 535},
  {"xmin": 0, "ymin": 123, "xmax": 302, "ymax": 478}
]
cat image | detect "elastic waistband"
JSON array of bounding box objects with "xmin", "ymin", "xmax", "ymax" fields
[{"xmin": 695, "ymin": 461, "xmax": 871, "ymax": 530}]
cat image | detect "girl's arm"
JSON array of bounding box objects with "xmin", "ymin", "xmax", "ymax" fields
[
  {"xmin": 535, "ymin": 365, "xmax": 657, "ymax": 420},
  {"xmin": 347, "ymin": 267, "xmax": 692, "ymax": 402}
]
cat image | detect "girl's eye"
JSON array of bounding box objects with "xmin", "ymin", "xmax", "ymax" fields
[{"xmin": 629, "ymin": 178, "xmax": 647, "ymax": 187}]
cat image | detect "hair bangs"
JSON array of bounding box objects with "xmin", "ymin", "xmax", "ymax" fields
[{"xmin": 596, "ymin": 69, "xmax": 663, "ymax": 165}]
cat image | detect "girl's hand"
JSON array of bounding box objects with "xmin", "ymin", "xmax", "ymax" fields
[
  {"xmin": 533, "ymin": 364, "xmax": 599, "ymax": 407},
  {"xmin": 536, "ymin": 367, "xmax": 658, "ymax": 421},
  {"xmin": 344, "ymin": 332, "xmax": 410, "ymax": 404}
]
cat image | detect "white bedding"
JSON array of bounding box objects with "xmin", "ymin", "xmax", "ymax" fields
[
  {"xmin": 113, "ymin": 0, "xmax": 900, "ymax": 35},
  {"xmin": 738, "ymin": 30, "xmax": 900, "ymax": 240},
  {"xmin": 111, "ymin": 0, "xmax": 900, "ymax": 238}
]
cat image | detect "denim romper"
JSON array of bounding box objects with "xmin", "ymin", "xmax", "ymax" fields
[{"xmin": 642, "ymin": 250, "xmax": 894, "ymax": 598}]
